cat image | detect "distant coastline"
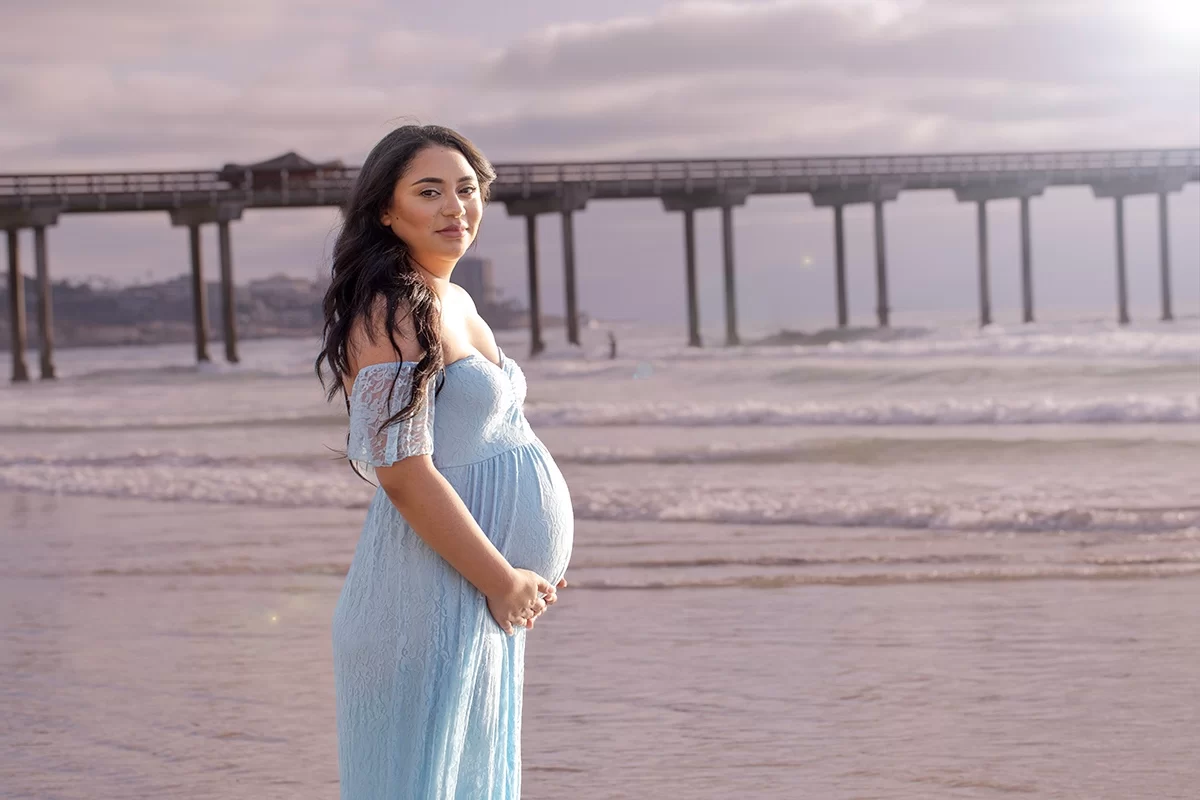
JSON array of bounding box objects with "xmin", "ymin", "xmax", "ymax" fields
[{"xmin": 1, "ymin": 272, "xmax": 567, "ymax": 351}]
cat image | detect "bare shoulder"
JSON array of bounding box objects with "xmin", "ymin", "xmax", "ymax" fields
[
  {"xmin": 447, "ymin": 280, "xmax": 479, "ymax": 315},
  {"xmin": 450, "ymin": 281, "xmax": 502, "ymax": 346},
  {"xmin": 346, "ymin": 295, "xmax": 424, "ymax": 378}
]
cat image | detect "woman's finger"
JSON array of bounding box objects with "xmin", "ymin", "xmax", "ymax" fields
[{"xmin": 557, "ymin": 578, "xmax": 568, "ymax": 589}]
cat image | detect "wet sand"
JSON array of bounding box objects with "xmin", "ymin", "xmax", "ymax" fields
[{"xmin": 3, "ymin": 491, "xmax": 1199, "ymax": 799}]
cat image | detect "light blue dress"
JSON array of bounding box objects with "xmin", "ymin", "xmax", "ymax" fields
[{"xmin": 332, "ymin": 346, "xmax": 574, "ymax": 799}]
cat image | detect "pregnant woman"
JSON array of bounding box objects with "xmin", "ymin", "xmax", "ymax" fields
[{"xmin": 316, "ymin": 124, "xmax": 574, "ymax": 798}]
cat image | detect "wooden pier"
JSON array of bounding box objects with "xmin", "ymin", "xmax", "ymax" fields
[{"xmin": 2, "ymin": 147, "xmax": 1197, "ymax": 380}]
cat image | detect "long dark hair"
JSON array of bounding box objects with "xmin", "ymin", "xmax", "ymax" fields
[{"xmin": 315, "ymin": 124, "xmax": 496, "ymax": 477}]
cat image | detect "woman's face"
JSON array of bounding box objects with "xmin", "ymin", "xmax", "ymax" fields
[{"xmin": 381, "ymin": 145, "xmax": 484, "ymax": 273}]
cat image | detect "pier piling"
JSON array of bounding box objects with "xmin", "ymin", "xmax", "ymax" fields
[
  {"xmin": 561, "ymin": 210, "xmax": 579, "ymax": 346},
  {"xmin": 1020, "ymin": 196, "xmax": 1035, "ymax": 323},
  {"xmin": 169, "ymin": 205, "xmax": 243, "ymax": 364},
  {"xmin": 33, "ymin": 225, "xmax": 55, "ymax": 378},
  {"xmin": 873, "ymin": 199, "xmax": 890, "ymax": 328},
  {"xmin": 1114, "ymin": 196, "xmax": 1130, "ymax": 326},
  {"xmin": 1090, "ymin": 175, "xmax": 1188, "ymax": 326},
  {"xmin": 1158, "ymin": 192, "xmax": 1173, "ymax": 322},
  {"xmin": 720, "ymin": 204, "xmax": 740, "ymax": 346},
  {"xmin": 812, "ymin": 183, "xmax": 901, "ymax": 329},
  {"xmin": 2, "ymin": 208, "xmax": 60, "ymax": 382},
  {"xmin": 523, "ymin": 214, "xmax": 545, "ymax": 356},
  {"xmin": 954, "ymin": 180, "xmax": 1047, "ymax": 327},
  {"xmin": 6, "ymin": 228, "xmax": 28, "ymax": 382},
  {"xmin": 683, "ymin": 208, "xmax": 701, "ymax": 347},
  {"xmin": 217, "ymin": 220, "xmax": 238, "ymax": 364},
  {"xmin": 662, "ymin": 187, "xmax": 750, "ymax": 347},
  {"xmin": 833, "ymin": 205, "xmax": 848, "ymax": 328},
  {"xmin": 186, "ymin": 223, "xmax": 210, "ymax": 362},
  {"xmin": 504, "ymin": 186, "xmax": 590, "ymax": 355},
  {"xmin": 975, "ymin": 200, "xmax": 992, "ymax": 328}
]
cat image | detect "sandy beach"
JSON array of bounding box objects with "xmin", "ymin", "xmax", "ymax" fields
[{"xmin": 4, "ymin": 490, "xmax": 1200, "ymax": 799}]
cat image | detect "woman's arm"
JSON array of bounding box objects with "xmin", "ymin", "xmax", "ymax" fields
[{"xmin": 377, "ymin": 457, "xmax": 553, "ymax": 634}]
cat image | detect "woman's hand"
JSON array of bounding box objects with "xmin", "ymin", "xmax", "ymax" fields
[
  {"xmin": 526, "ymin": 577, "xmax": 568, "ymax": 631},
  {"xmin": 487, "ymin": 569, "xmax": 555, "ymax": 635}
]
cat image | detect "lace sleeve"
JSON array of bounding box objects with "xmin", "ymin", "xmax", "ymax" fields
[{"xmin": 346, "ymin": 364, "xmax": 435, "ymax": 471}]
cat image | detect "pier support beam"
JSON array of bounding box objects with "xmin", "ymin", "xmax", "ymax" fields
[
  {"xmin": 561, "ymin": 210, "xmax": 580, "ymax": 346},
  {"xmin": 2, "ymin": 207, "xmax": 61, "ymax": 383},
  {"xmin": 5, "ymin": 228, "xmax": 27, "ymax": 383},
  {"xmin": 33, "ymin": 226, "xmax": 55, "ymax": 378},
  {"xmin": 1158, "ymin": 192, "xmax": 1173, "ymax": 322},
  {"xmin": 504, "ymin": 185, "xmax": 591, "ymax": 356},
  {"xmin": 1114, "ymin": 196, "xmax": 1130, "ymax": 325},
  {"xmin": 1091, "ymin": 175, "xmax": 1187, "ymax": 326},
  {"xmin": 873, "ymin": 200, "xmax": 890, "ymax": 328},
  {"xmin": 663, "ymin": 186, "xmax": 751, "ymax": 347},
  {"xmin": 832, "ymin": 205, "xmax": 848, "ymax": 328},
  {"xmin": 682, "ymin": 208, "xmax": 701, "ymax": 347},
  {"xmin": 720, "ymin": 204, "xmax": 740, "ymax": 346},
  {"xmin": 524, "ymin": 214, "xmax": 545, "ymax": 356},
  {"xmin": 812, "ymin": 183, "xmax": 902, "ymax": 328},
  {"xmin": 954, "ymin": 180, "xmax": 1047, "ymax": 327},
  {"xmin": 1020, "ymin": 196, "xmax": 1034, "ymax": 323},
  {"xmin": 217, "ymin": 220, "xmax": 239, "ymax": 363},
  {"xmin": 188, "ymin": 223, "xmax": 210, "ymax": 362},
  {"xmin": 169, "ymin": 204, "xmax": 244, "ymax": 364},
  {"xmin": 973, "ymin": 201, "xmax": 992, "ymax": 327}
]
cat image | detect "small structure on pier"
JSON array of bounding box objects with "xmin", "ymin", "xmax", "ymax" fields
[{"xmin": 218, "ymin": 152, "xmax": 344, "ymax": 191}]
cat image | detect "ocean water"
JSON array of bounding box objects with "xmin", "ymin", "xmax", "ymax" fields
[
  {"xmin": 3, "ymin": 315, "xmax": 1198, "ymax": 555},
  {"xmin": 2, "ymin": 315, "xmax": 1200, "ymax": 797}
]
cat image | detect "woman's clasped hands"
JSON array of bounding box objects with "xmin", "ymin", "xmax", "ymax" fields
[{"xmin": 486, "ymin": 569, "xmax": 569, "ymax": 635}]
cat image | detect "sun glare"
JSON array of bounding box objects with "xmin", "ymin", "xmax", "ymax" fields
[{"xmin": 1144, "ymin": 0, "xmax": 1200, "ymax": 39}]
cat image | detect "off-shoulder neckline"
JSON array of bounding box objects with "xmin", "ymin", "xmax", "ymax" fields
[{"xmin": 351, "ymin": 346, "xmax": 508, "ymax": 384}]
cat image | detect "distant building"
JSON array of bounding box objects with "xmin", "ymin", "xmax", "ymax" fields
[
  {"xmin": 247, "ymin": 273, "xmax": 317, "ymax": 294},
  {"xmin": 452, "ymin": 256, "xmax": 496, "ymax": 306},
  {"xmin": 451, "ymin": 256, "xmax": 531, "ymax": 329}
]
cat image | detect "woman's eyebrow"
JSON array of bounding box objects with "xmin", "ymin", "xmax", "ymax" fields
[{"xmin": 411, "ymin": 176, "xmax": 476, "ymax": 185}]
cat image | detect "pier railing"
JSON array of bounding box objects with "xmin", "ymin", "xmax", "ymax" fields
[{"xmin": 2, "ymin": 148, "xmax": 1196, "ymax": 211}]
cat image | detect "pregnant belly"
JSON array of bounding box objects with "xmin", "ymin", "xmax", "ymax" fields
[
  {"xmin": 502, "ymin": 441, "xmax": 574, "ymax": 585},
  {"xmin": 446, "ymin": 441, "xmax": 574, "ymax": 585},
  {"xmin": 511, "ymin": 441, "xmax": 576, "ymax": 585}
]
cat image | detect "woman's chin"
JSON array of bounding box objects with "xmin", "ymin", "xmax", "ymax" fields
[
  {"xmin": 414, "ymin": 236, "xmax": 475, "ymax": 265},
  {"xmin": 439, "ymin": 239, "xmax": 475, "ymax": 258}
]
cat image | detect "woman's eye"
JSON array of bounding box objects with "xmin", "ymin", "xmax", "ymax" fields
[
  {"xmin": 421, "ymin": 189, "xmax": 438, "ymax": 198},
  {"xmin": 460, "ymin": 186, "xmax": 478, "ymax": 195}
]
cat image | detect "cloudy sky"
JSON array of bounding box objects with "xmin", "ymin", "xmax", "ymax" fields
[{"xmin": 3, "ymin": 0, "xmax": 1198, "ymax": 332}]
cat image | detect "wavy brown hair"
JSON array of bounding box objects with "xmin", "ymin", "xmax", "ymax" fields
[{"xmin": 315, "ymin": 124, "xmax": 496, "ymax": 478}]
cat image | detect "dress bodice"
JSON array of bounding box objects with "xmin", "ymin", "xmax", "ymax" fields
[
  {"xmin": 346, "ymin": 346, "xmax": 537, "ymax": 474},
  {"xmin": 428, "ymin": 348, "xmax": 538, "ymax": 469}
]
